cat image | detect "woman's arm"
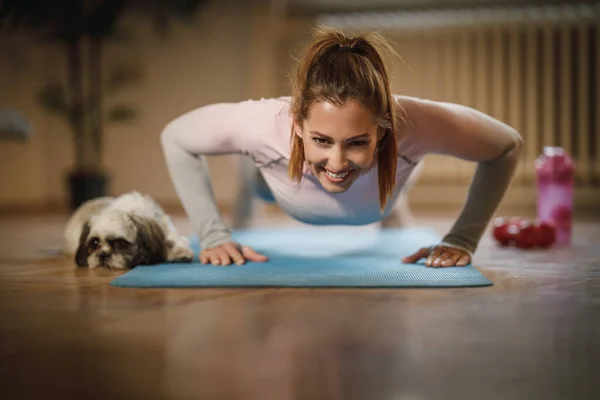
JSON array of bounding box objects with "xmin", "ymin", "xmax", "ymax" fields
[
  {"xmin": 160, "ymin": 99, "xmax": 271, "ymax": 251},
  {"xmin": 397, "ymin": 96, "xmax": 523, "ymax": 261}
]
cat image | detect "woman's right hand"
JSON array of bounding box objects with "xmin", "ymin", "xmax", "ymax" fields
[{"xmin": 199, "ymin": 242, "xmax": 269, "ymax": 266}]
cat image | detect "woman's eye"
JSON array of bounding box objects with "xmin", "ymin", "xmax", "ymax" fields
[
  {"xmin": 311, "ymin": 137, "xmax": 368, "ymax": 147},
  {"xmin": 312, "ymin": 137, "xmax": 329, "ymax": 145}
]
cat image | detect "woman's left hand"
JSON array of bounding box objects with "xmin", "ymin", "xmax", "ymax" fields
[{"xmin": 402, "ymin": 245, "xmax": 470, "ymax": 267}]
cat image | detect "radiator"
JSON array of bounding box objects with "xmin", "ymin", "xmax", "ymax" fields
[{"xmin": 317, "ymin": 3, "xmax": 599, "ymax": 189}]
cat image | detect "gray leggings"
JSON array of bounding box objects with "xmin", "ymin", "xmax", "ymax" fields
[{"xmin": 232, "ymin": 156, "xmax": 274, "ymax": 227}]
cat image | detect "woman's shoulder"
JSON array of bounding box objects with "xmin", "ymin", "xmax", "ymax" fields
[
  {"xmin": 239, "ymin": 96, "xmax": 293, "ymax": 129},
  {"xmin": 216, "ymin": 95, "xmax": 292, "ymax": 119},
  {"xmin": 392, "ymin": 95, "xmax": 432, "ymax": 159},
  {"xmin": 393, "ymin": 95, "xmax": 435, "ymax": 135},
  {"xmin": 235, "ymin": 96, "xmax": 294, "ymax": 164},
  {"xmin": 393, "ymin": 94, "xmax": 438, "ymax": 119},
  {"xmin": 393, "ymin": 94, "xmax": 482, "ymax": 128},
  {"xmin": 169, "ymin": 96, "xmax": 292, "ymax": 130},
  {"xmin": 203, "ymin": 95, "xmax": 292, "ymax": 136},
  {"xmin": 242, "ymin": 95, "xmax": 293, "ymax": 136}
]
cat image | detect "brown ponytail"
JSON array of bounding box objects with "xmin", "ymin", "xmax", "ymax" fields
[{"xmin": 288, "ymin": 26, "xmax": 401, "ymax": 212}]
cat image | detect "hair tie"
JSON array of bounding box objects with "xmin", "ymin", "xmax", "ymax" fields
[{"xmin": 337, "ymin": 43, "xmax": 354, "ymax": 53}]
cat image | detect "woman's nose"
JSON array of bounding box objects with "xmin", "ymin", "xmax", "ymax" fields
[{"xmin": 328, "ymin": 147, "xmax": 347, "ymax": 170}]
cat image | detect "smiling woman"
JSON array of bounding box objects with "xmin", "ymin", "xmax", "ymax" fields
[
  {"xmin": 287, "ymin": 29, "xmax": 400, "ymax": 211},
  {"xmin": 160, "ymin": 26, "xmax": 522, "ymax": 268},
  {"xmin": 299, "ymin": 100, "xmax": 379, "ymax": 192}
]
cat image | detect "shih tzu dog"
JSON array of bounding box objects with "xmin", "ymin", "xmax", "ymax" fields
[{"xmin": 63, "ymin": 191, "xmax": 194, "ymax": 269}]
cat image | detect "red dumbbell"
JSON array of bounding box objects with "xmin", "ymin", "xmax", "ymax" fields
[
  {"xmin": 514, "ymin": 219, "xmax": 538, "ymax": 249},
  {"xmin": 533, "ymin": 220, "xmax": 556, "ymax": 248},
  {"xmin": 493, "ymin": 216, "xmax": 526, "ymax": 246},
  {"xmin": 492, "ymin": 217, "xmax": 556, "ymax": 248}
]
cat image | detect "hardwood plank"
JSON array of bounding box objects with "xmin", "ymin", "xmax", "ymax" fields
[{"xmin": 0, "ymin": 212, "xmax": 598, "ymax": 400}]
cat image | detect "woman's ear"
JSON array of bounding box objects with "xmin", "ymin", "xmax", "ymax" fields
[
  {"xmin": 75, "ymin": 221, "xmax": 91, "ymax": 267},
  {"xmin": 292, "ymin": 118, "xmax": 303, "ymax": 139}
]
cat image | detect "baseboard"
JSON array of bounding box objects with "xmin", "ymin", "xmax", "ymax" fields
[
  {"xmin": 407, "ymin": 184, "xmax": 600, "ymax": 217},
  {"xmin": 0, "ymin": 200, "xmax": 231, "ymax": 216},
  {"xmin": 0, "ymin": 201, "xmax": 69, "ymax": 215},
  {"xmin": 1, "ymin": 185, "xmax": 598, "ymax": 220}
]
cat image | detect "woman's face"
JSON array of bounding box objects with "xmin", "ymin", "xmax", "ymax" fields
[{"xmin": 295, "ymin": 99, "xmax": 379, "ymax": 193}]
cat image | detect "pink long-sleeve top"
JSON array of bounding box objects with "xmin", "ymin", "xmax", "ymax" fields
[{"xmin": 161, "ymin": 95, "xmax": 522, "ymax": 254}]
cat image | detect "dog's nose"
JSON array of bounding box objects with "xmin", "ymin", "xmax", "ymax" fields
[{"xmin": 98, "ymin": 252, "xmax": 110, "ymax": 263}]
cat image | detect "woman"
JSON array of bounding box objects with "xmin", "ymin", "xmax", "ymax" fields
[{"xmin": 160, "ymin": 27, "xmax": 523, "ymax": 268}]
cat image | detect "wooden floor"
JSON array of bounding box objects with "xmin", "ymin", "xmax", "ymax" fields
[{"xmin": 0, "ymin": 209, "xmax": 598, "ymax": 400}]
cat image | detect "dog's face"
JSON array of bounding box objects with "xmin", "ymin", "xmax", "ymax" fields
[{"xmin": 75, "ymin": 210, "xmax": 167, "ymax": 269}]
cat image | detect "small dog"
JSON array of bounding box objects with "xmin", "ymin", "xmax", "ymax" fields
[{"xmin": 63, "ymin": 191, "xmax": 194, "ymax": 269}]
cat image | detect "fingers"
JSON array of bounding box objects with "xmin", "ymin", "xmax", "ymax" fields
[
  {"xmin": 425, "ymin": 247, "xmax": 443, "ymax": 267},
  {"xmin": 456, "ymin": 253, "xmax": 471, "ymax": 266},
  {"xmin": 222, "ymin": 243, "xmax": 246, "ymax": 265},
  {"xmin": 199, "ymin": 251, "xmax": 209, "ymax": 264},
  {"xmin": 200, "ymin": 248, "xmax": 225, "ymax": 266},
  {"xmin": 200, "ymin": 242, "xmax": 268, "ymax": 266},
  {"xmin": 401, "ymin": 247, "xmax": 430, "ymax": 263},
  {"xmin": 242, "ymin": 246, "xmax": 269, "ymax": 262},
  {"xmin": 425, "ymin": 246, "xmax": 470, "ymax": 268},
  {"xmin": 440, "ymin": 252, "xmax": 460, "ymax": 267},
  {"xmin": 216, "ymin": 247, "xmax": 231, "ymax": 265}
]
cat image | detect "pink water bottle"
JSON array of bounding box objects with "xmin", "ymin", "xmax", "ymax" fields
[{"xmin": 534, "ymin": 146, "xmax": 575, "ymax": 245}]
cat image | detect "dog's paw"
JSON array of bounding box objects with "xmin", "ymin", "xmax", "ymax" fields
[
  {"xmin": 167, "ymin": 246, "xmax": 194, "ymax": 263},
  {"xmin": 170, "ymin": 255, "xmax": 194, "ymax": 263}
]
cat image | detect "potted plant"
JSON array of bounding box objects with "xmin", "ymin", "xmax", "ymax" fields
[
  {"xmin": 36, "ymin": 61, "xmax": 141, "ymax": 210},
  {"xmin": 0, "ymin": 0, "xmax": 209, "ymax": 210}
]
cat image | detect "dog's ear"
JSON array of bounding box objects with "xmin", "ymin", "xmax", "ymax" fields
[
  {"xmin": 129, "ymin": 215, "xmax": 167, "ymax": 266},
  {"xmin": 75, "ymin": 221, "xmax": 91, "ymax": 267}
]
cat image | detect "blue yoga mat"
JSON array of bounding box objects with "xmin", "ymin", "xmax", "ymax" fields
[{"xmin": 110, "ymin": 228, "xmax": 492, "ymax": 288}]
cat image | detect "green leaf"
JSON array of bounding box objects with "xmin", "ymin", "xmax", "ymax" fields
[
  {"xmin": 36, "ymin": 82, "xmax": 69, "ymax": 116},
  {"xmin": 107, "ymin": 64, "xmax": 143, "ymax": 93},
  {"xmin": 107, "ymin": 105, "xmax": 138, "ymax": 123}
]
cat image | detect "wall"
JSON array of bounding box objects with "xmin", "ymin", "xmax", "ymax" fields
[
  {"xmin": 1, "ymin": 0, "xmax": 598, "ymax": 215},
  {"xmin": 0, "ymin": 0, "xmax": 260, "ymax": 210}
]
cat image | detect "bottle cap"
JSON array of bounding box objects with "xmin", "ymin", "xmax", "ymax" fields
[{"xmin": 543, "ymin": 146, "xmax": 565, "ymax": 157}]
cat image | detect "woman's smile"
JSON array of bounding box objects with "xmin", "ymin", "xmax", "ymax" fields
[{"xmin": 321, "ymin": 166, "xmax": 355, "ymax": 184}]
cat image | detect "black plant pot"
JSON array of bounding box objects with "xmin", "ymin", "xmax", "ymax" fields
[{"xmin": 68, "ymin": 170, "xmax": 109, "ymax": 211}]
